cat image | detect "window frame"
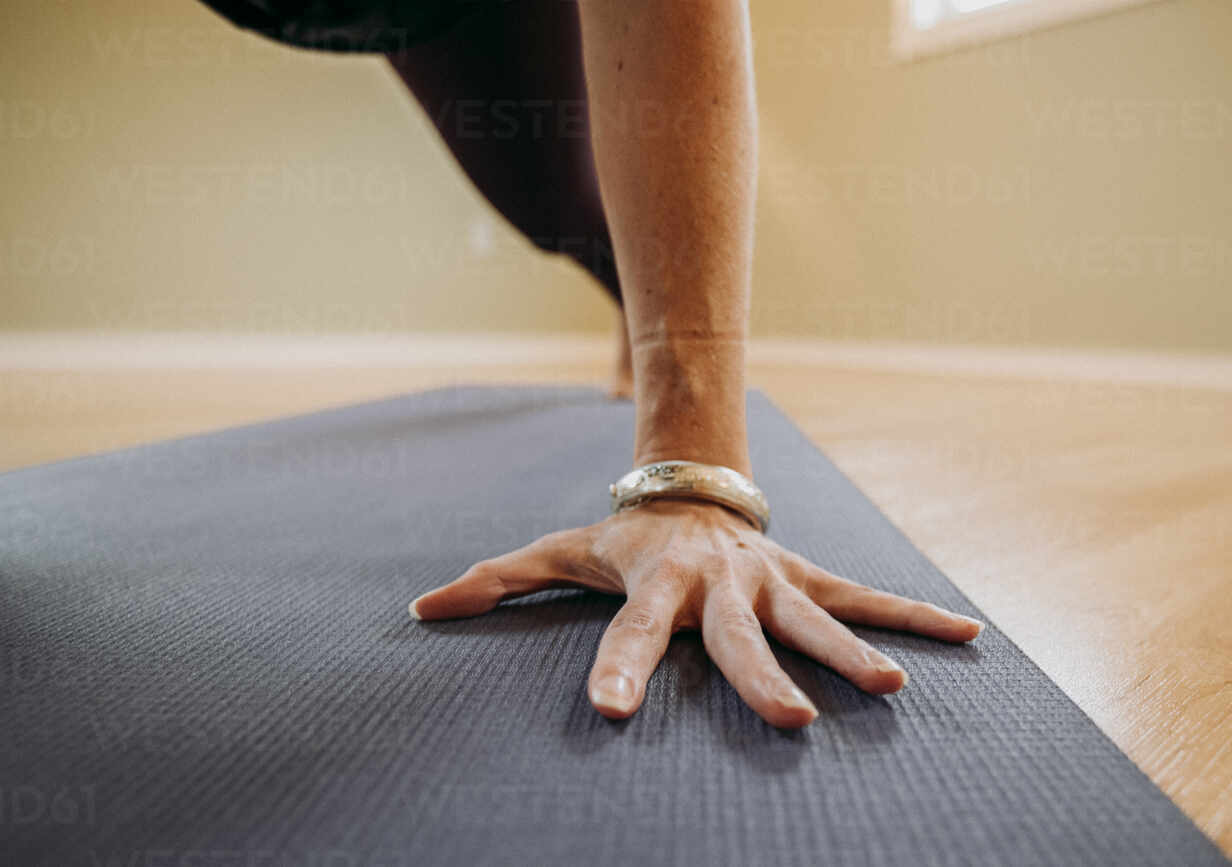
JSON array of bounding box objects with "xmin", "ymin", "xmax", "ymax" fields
[{"xmin": 891, "ymin": 0, "xmax": 1167, "ymax": 61}]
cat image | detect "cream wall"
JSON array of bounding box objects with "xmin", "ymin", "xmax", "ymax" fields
[
  {"xmin": 0, "ymin": 0, "xmax": 615, "ymax": 335},
  {"xmin": 749, "ymin": 0, "xmax": 1232, "ymax": 349},
  {"xmin": 1, "ymin": 0, "xmax": 1229, "ymax": 350}
]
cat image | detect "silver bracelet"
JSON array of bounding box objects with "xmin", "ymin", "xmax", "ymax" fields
[{"xmin": 609, "ymin": 460, "xmax": 770, "ymax": 532}]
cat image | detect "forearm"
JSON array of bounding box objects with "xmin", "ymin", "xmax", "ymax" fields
[{"xmin": 578, "ymin": 0, "xmax": 758, "ymax": 476}]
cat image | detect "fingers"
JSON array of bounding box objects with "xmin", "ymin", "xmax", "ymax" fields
[
  {"xmin": 410, "ymin": 530, "xmax": 590, "ymax": 620},
  {"xmin": 783, "ymin": 554, "xmax": 983, "ymax": 643},
  {"xmin": 760, "ymin": 580, "xmax": 908, "ymax": 695},
  {"xmin": 587, "ymin": 580, "xmax": 684, "ymax": 719},
  {"xmin": 701, "ymin": 583, "xmax": 818, "ymax": 729}
]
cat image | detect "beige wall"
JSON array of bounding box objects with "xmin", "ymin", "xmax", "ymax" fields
[
  {"xmin": 750, "ymin": 0, "xmax": 1231, "ymax": 350},
  {"xmin": 1, "ymin": 0, "xmax": 1229, "ymax": 350},
  {"xmin": 0, "ymin": 0, "xmax": 615, "ymax": 335}
]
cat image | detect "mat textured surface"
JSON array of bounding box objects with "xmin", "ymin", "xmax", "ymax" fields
[{"xmin": 1, "ymin": 386, "xmax": 1225, "ymax": 866}]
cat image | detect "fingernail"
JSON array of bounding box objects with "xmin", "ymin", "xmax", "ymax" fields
[
  {"xmin": 875, "ymin": 656, "xmax": 910, "ymax": 688},
  {"xmin": 784, "ymin": 686, "xmax": 818, "ymax": 718},
  {"xmin": 408, "ymin": 597, "xmax": 424, "ymax": 620},
  {"xmin": 875, "ymin": 656, "xmax": 904, "ymax": 675},
  {"xmin": 590, "ymin": 674, "xmax": 635, "ymax": 714},
  {"xmin": 963, "ymin": 616, "xmax": 986, "ymax": 635}
]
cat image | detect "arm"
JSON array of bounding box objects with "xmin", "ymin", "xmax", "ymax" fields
[
  {"xmin": 410, "ymin": 0, "xmax": 983, "ymax": 728},
  {"xmin": 579, "ymin": 0, "xmax": 755, "ymax": 477}
]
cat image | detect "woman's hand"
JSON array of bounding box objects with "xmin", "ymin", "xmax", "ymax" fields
[{"xmin": 410, "ymin": 499, "xmax": 983, "ymax": 729}]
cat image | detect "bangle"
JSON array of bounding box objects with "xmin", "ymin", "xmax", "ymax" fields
[{"xmin": 609, "ymin": 461, "xmax": 770, "ymax": 532}]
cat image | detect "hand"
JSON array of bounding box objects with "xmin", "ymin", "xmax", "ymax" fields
[{"xmin": 409, "ymin": 499, "xmax": 983, "ymax": 728}]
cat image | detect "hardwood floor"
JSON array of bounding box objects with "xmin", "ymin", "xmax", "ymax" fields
[{"xmin": 2, "ymin": 343, "xmax": 1229, "ymax": 853}]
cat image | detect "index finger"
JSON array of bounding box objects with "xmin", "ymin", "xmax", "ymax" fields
[{"xmin": 587, "ymin": 577, "xmax": 685, "ymax": 719}]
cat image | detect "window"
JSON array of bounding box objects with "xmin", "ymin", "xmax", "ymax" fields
[{"xmin": 891, "ymin": 0, "xmax": 1165, "ymax": 60}]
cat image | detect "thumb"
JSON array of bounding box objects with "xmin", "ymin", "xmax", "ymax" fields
[{"xmin": 409, "ymin": 529, "xmax": 594, "ymax": 620}]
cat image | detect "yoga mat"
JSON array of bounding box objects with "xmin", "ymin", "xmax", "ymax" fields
[{"xmin": 0, "ymin": 386, "xmax": 1224, "ymax": 866}]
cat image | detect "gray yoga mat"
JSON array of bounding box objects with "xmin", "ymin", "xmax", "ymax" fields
[{"xmin": 0, "ymin": 385, "xmax": 1225, "ymax": 866}]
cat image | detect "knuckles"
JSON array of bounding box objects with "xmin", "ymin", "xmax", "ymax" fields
[
  {"xmin": 464, "ymin": 560, "xmax": 512, "ymax": 596},
  {"xmin": 710, "ymin": 597, "xmax": 760, "ymax": 633},
  {"xmin": 614, "ymin": 606, "xmax": 663, "ymax": 636}
]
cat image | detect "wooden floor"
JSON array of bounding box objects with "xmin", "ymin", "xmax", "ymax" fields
[{"xmin": 2, "ymin": 346, "xmax": 1229, "ymax": 853}]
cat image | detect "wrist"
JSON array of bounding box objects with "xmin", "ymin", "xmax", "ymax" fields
[
  {"xmin": 630, "ymin": 334, "xmax": 751, "ymax": 476},
  {"xmin": 632, "ymin": 440, "xmax": 751, "ymax": 479},
  {"xmin": 611, "ymin": 460, "xmax": 769, "ymax": 532}
]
